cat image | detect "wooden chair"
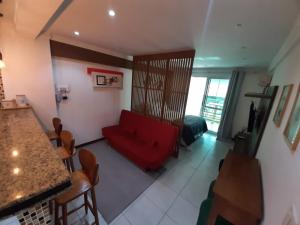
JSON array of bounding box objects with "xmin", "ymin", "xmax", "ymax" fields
[
  {"xmin": 57, "ymin": 130, "xmax": 76, "ymax": 172},
  {"xmin": 46, "ymin": 117, "xmax": 62, "ymax": 146},
  {"xmin": 54, "ymin": 149, "xmax": 100, "ymax": 225}
]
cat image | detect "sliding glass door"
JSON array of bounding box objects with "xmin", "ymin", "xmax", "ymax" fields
[
  {"xmin": 185, "ymin": 77, "xmax": 230, "ymax": 133},
  {"xmin": 201, "ymin": 79, "xmax": 230, "ymax": 133}
]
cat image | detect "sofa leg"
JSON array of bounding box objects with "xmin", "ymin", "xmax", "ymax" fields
[
  {"xmin": 173, "ymin": 150, "xmax": 179, "ymax": 158},
  {"xmin": 173, "ymin": 143, "xmax": 179, "ymax": 158}
]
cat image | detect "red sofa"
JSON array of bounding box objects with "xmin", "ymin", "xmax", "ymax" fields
[{"xmin": 102, "ymin": 110, "xmax": 179, "ymax": 170}]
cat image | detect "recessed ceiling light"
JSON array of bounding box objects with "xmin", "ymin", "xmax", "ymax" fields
[
  {"xmin": 73, "ymin": 31, "xmax": 80, "ymax": 36},
  {"xmin": 108, "ymin": 9, "xmax": 116, "ymax": 17}
]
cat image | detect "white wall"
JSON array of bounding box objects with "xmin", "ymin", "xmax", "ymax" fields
[
  {"xmin": 231, "ymin": 72, "xmax": 265, "ymax": 136},
  {"xmin": 0, "ymin": 21, "xmax": 57, "ymax": 129},
  {"xmin": 0, "ymin": 22, "xmax": 132, "ymax": 134},
  {"xmin": 53, "ymin": 57, "xmax": 132, "ymax": 145},
  {"xmin": 258, "ymin": 16, "xmax": 300, "ymax": 225}
]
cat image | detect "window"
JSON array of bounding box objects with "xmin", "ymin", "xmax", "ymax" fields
[{"xmin": 185, "ymin": 76, "xmax": 230, "ymax": 133}]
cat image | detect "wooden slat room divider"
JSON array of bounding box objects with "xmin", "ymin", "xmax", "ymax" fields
[{"xmin": 131, "ymin": 50, "xmax": 195, "ymax": 128}]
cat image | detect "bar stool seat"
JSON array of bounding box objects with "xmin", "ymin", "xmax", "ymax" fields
[
  {"xmin": 47, "ymin": 117, "xmax": 62, "ymax": 147},
  {"xmin": 57, "ymin": 147, "xmax": 73, "ymax": 160},
  {"xmin": 55, "ymin": 171, "xmax": 91, "ymax": 205},
  {"xmin": 46, "ymin": 130, "xmax": 59, "ymax": 141},
  {"xmin": 57, "ymin": 131, "xmax": 76, "ymax": 172}
]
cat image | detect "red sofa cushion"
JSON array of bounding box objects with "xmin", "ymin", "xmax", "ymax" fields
[{"xmin": 102, "ymin": 110, "xmax": 179, "ymax": 170}]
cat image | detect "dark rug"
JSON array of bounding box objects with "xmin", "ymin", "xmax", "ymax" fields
[{"xmin": 73, "ymin": 140, "xmax": 164, "ymax": 223}]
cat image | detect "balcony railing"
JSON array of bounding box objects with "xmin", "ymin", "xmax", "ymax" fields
[{"xmin": 201, "ymin": 98, "xmax": 225, "ymax": 124}]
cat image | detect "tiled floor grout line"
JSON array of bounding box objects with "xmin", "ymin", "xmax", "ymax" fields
[
  {"xmin": 144, "ymin": 194, "xmax": 178, "ymax": 225},
  {"xmin": 122, "ymin": 213, "xmax": 133, "ymax": 225},
  {"xmin": 152, "ymin": 142, "xmax": 215, "ymax": 225},
  {"xmin": 121, "ymin": 148, "xmax": 194, "ymax": 225},
  {"xmin": 123, "ymin": 215, "xmax": 133, "ymax": 225},
  {"xmin": 175, "ymin": 144, "xmax": 215, "ymax": 206}
]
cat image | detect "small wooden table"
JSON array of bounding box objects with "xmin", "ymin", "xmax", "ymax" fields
[{"xmin": 207, "ymin": 151, "xmax": 263, "ymax": 225}]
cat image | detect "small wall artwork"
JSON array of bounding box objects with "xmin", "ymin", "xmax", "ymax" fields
[
  {"xmin": 87, "ymin": 67, "xmax": 123, "ymax": 89},
  {"xmin": 273, "ymin": 84, "xmax": 293, "ymax": 127},
  {"xmin": 284, "ymin": 84, "xmax": 300, "ymax": 151}
]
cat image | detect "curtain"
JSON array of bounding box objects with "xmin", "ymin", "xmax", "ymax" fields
[{"xmin": 217, "ymin": 70, "xmax": 245, "ymax": 141}]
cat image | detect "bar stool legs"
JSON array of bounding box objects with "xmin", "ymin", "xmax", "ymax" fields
[
  {"xmin": 54, "ymin": 189, "xmax": 100, "ymax": 225},
  {"xmin": 70, "ymin": 157, "xmax": 75, "ymax": 172},
  {"xmin": 55, "ymin": 203, "xmax": 59, "ymax": 225},
  {"xmin": 84, "ymin": 193, "xmax": 88, "ymax": 214},
  {"xmin": 91, "ymin": 188, "xmax": 100, "ymax": 225},
  {"xmin": 62, "ymin": 205, "xmax": 67, "ymax": 225}
]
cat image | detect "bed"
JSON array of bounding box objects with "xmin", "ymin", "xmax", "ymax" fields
[{"xmin": 181, "ymin": 115, "xmax": 208, "ymax": 145}]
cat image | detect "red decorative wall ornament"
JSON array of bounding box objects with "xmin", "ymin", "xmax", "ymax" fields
[
  {"xmin": 87, "ymin": 67, "xmax": 123, "ymax": 76},
  {"xmin": 87, "ymin": 67, "xmax": 124, "ymax": 88}
]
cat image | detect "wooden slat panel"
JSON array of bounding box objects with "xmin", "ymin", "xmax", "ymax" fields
[{"xmin": 131, "ymin": 49, "xmax": 195, "ymax": 128}]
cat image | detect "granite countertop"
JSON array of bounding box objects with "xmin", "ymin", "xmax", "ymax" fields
[{"xmin": 0, "ymin": 108, "xmax": 71, "ymax": 216}]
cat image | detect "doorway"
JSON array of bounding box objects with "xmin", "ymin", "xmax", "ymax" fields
[{"xmin": 185, "ymin": 77, "xmax": 230, "ymax": 133}]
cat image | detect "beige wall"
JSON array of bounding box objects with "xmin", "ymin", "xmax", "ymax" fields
[
  {"xmin": 258, "ymin": 16, "xmax": 300, "ymax": 225},
  {"xmin": 0, "ymin": 21, "xmax": 57, "ymax": 129}
]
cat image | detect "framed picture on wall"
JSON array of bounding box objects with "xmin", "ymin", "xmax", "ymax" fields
[
  {"xmin": 273, "ymin": 84, "xmax": 293, "ymax": 127},
  {"xmin": 284, "ymin": 84, "xmax": 300, "ymax": 151}
]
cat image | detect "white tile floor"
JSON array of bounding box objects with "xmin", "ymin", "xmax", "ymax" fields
[{"xmin": 0, "ymin": 133, "xmax": 232, "ymax": 225}]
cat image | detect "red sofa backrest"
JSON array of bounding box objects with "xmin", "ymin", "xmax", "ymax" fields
[{"xmin": 119, "ymin": 110, "xmax": 179, "ymax": 153}]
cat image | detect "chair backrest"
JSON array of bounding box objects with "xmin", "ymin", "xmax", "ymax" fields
[
  {"xmin": 79, "ymin": 149, "xmax": 99, "ymax": 186},
  {"xmin": 60, "ymin": 130, "xmax": 75, "ymax": 155},
  {"xmin": 52, "ymin": 117, "xmax": 62, "ymax": 135}
]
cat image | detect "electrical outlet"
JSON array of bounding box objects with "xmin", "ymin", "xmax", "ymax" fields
[{"xmin": 283, "ymin": 205, "xmax": 299, "ymax": 225}]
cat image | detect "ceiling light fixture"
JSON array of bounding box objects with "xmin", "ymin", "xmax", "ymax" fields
[
  {"xmin": 73, "ymin": 31, "xmax": 80, "ymax": 36},
  {"xmin": 108, "ymin": 9, "xmax": 116, "ymax": 17}
]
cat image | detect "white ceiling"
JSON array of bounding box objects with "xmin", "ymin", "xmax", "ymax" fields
[
  {"xmin": 11, "ymin": 0, "xmax": 300, "ymax": 68},
  {"xmin": 0, "ymin": 0, "xmax": 64, "ymax": 38}
]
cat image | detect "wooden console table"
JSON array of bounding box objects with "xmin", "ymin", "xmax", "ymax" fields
[{"xmin": 207, "ymin": 151, "xmax": 263, "ymax": 225}]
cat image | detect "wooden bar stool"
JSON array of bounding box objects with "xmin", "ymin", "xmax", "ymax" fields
[
  {"xmin": 54, "ymin": 149, "xmax": 100, "ymax": 225},
  {"xmin": 56, "ymin": 130, "xmax": 76, "ymax": 172},
  {"xmin": 46, "ymin": 117, "xmax": 62, "ymax": 147}
]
